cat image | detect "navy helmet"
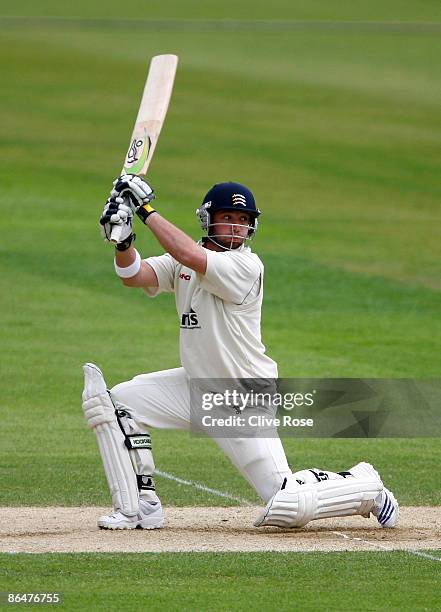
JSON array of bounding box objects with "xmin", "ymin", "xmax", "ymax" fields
[{"xmin": 196, "ymin": 182, "xmax": 261, "ymax": 241}]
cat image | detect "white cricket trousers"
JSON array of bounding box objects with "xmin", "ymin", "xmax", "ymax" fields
[{"xmin": 111, "ymin": 367, "xmax": 291, "ymax": 502}]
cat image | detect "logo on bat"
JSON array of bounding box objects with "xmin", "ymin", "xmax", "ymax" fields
[{"xmin": 124, "ymin": 130, "xmax": 151, "ymax": 174}]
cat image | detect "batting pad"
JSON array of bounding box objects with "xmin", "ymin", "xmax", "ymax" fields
[
  {"xmin": 254, "ymin": 473, "xmax": 383, "ymax": 528},
  {"xmin": 82, "ymin": 363, "xmax": 139, "ymax": 516}
]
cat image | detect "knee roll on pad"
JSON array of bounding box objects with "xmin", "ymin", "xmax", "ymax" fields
[
  {"xmin": 83, "ymin": 392, "xmax": 115, "ymax": 428},
  {"xmin": 254, "ymin": 467, "xmax": 383, "ymax": 528},
  {"xmin": 82, "ymin": 363, "xmax": 118, "ymax": 429}
]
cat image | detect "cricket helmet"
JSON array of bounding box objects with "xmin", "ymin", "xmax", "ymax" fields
[{"xmin": 196, "ymin": 182, "xmax": 261, "ymax": 244}]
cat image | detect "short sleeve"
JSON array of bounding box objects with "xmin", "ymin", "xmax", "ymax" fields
[
  {"xmin": 198, "ymin": 249, "xmax": 262, "ymax": 304},
  {"xmin": 143, "ymin": 253, "xmax": 176, "ymax": 297}
]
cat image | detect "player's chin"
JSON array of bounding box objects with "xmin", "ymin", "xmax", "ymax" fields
[
  {"xmin": 230, "ymin": 236, "xmax": 246, "ymax": 247},
  {"xmin": 215, "ymin": 236, "xmax": 246, "ymax": 249}
]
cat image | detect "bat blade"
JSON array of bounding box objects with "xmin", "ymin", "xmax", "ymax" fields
[
  {"xmin": 122, "ymin": 54, "xmax": 178, "ymax": 176},
  {"xmin": 110, "ymin": 54, "xmax": 178, "ymax": 244}
]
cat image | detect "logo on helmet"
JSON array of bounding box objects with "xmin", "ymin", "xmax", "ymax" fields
[{"xmin": 232, "ymin": 193, "xmax": 246, "ymax": 206}]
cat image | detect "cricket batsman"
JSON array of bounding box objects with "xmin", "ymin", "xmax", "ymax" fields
[{"xmin": 82, "ymin": 176, "xmax": 399, "ymax": 530}]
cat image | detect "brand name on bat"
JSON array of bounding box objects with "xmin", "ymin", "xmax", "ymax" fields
[
  {"xmin": 126, "ymin": 138, "xmax": 144, "ymax": 164},
  {"xmin": 124, "ymin": 132, "xmax": 152, "ymax": 174}
]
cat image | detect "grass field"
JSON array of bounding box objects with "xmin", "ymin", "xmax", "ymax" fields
[
  {"xmin": 0, "ymin": 1, "xmax": 440, "ymax": 609},
  {"xmin": 2, "ymin": 552, "xmax": 441, "ymax": 610}
]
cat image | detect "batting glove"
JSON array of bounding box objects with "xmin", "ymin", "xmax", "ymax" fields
[
  {"xmin": 111, "ymin": 174, "xmax": 157, "ymax": 223},
  {"xmin": 99, "ymin": 195, "xmax": 135, "ymax": 251}
]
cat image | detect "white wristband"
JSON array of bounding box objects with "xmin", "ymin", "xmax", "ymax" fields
[{"xmin": 114, "ymin": 249, "xmax": 142, "ymax": 278}]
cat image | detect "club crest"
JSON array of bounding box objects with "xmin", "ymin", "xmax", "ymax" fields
[{"xmin": 232, "ymin": 193, "xmax": 246, "ymax": 206}]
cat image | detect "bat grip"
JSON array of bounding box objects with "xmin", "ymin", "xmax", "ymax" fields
[{"xmin": 110, "ymin": 224, "xmax": 124, "ymax": 244}]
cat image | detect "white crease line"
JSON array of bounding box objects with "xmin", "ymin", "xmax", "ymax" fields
[
  {"xmin": 405, "ymin": 550, "xmax": 441, "ymax": 562},
  {"xmin": 155, "ymin": 469, "xmax": 254, "ymax": 506},
  {"xmin": 332, "ymin": 531, "xmax": 441, "ymax": 563}
]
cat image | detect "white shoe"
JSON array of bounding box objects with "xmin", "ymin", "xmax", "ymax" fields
[
  {"xmin": 372, "ymin": 487, "xmax": 399, "ymax": 528},
  {"xmin": 349, "ymin": 462, "xmax": 399, "ymax": 528},
  {"xmin": 98, "ymin": 500, "xmax": 165, "ymax": 530}
]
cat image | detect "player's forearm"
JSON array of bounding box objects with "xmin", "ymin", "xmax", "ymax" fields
[
  {"xmin": 114, "ymin": 247, "xmax": 140, "ymax": 286},
  {"xmin": 114, "ymin": 247, "xmax": 157, "ymax": 287},
  {"xmin": 115, "ymin": 246, "xmax": 137, "ymax": 268},
  {"xmin": 145, "ymin": 213, "xmax": 207, "ymax": 273}
]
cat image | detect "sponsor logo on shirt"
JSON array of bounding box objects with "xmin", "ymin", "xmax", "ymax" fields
[
  {"xmin": 179, "ymin": 272, "xmax": 191, "ymax": 281},
  {"xmin": 180, "ymin": 308, "xmax": 200, "ymax": 329}
]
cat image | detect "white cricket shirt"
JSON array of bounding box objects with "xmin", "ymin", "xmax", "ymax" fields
[{"xmin": 144, "ymin": 246, "xmax": 278, "ymax": 379}]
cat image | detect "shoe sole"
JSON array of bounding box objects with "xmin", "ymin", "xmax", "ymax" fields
[
  {"xmin": 98, "ymin": 518, "xmax": 165, "ymax": 530},
  {"xmin": 137, "ymin": 520, "xmax": 165, "ymax": 529}
]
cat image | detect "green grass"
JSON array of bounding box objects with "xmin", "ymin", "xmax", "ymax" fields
[
  {"xmin": 1, "ymin": 1, "xmax": 441, "ymax": 21},
  {"xmin": 1, "ymin": 430, "xmax": 440, "ymax": 506},
  {"xmin": 0, "ymin": 2, "xmax": 440, "ymax": 609},
  {"xmin": 0, "ymin": 0, "xmax": 440, "ymax": 508},
  {"xmin": 1, "ymin": 552, "xmax": 440, "ymax": 611}
]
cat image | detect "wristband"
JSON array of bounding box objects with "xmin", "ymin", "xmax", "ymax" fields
[
  {"xmin": 114, "ymin": 249, "xmax": 142, "ymax": 278},
  {"xmin": 136, "ymin": 202, "xmax": 157, "ymax": 223}
]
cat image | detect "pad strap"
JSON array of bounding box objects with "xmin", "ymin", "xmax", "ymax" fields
[
  {"xmin": 137, "ymin": 475, "xmax": 156, "ymax": 492},
  {"xmin": 124, "ymin": 434, "xmax": 152, "ymax": 450},
  {"xmin": 114, "ymin": 408, "xmax": 157, "ymax": 497}
]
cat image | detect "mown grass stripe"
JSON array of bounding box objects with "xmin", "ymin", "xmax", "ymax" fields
[{"xmin": 1, "ymin": 17, "xmax": 441, "ymax": 34}]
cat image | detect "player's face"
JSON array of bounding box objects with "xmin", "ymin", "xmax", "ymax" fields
[{"xmin": 211, "ymin": 210, "xmax": 252, "ymax": 248}]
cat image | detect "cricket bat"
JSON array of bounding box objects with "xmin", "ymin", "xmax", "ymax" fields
[{"xmin": 110, "ymin": 53, "xmax": 179, "ymax": 243}]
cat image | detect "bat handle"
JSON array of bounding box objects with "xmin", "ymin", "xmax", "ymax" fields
[{"xmin": 110, "ymin": 224, "xmax": 124, "ymax": 244}]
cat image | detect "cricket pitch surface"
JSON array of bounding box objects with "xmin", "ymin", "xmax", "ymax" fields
[{"xmin": 1, "ymin": 507, "xmax": 440, "ymax": 553}]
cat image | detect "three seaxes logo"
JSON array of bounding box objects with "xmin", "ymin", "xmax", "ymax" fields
[
  {"xmin": 232, "ymin": 193, "xmax": 246, "ymax": 206},
  {"xmin": 180, "ymin": 308, "xmax": 200, "ymax": 329}
]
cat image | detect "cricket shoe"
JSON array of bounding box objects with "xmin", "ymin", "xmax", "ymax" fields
[
  {"xmin": 372, "ymin": 488, "xmax": 399, "ymax": 528},
  {"xmin": 349, "ymin": 462, "xmax": 399, "ymax": 528},
  {"xmin": 98, "ymin": 500, "xmax": 165, "ymax": 530}
]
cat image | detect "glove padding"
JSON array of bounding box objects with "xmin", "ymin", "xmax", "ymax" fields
[
  {"xmin": 99, "ymin": 195, "xmax": 133, "ymax": 243},
  {"xmin": 111, "ymin": 174, "xmax": 155, "ymax": 211}
]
